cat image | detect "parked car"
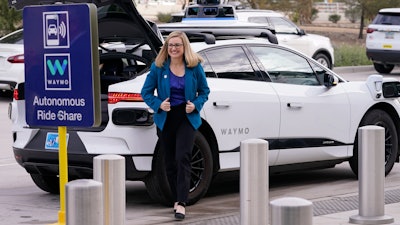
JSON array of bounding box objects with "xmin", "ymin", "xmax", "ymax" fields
[
  {"xmin": 9, "ymin": 0, "xmax": 163, "ymax": 195},
  {"xmin": 0, "ymin": 29, "xmax": 24, "ymax": 92},
  {"xmin": 10, "ymin": 25, "xmax": 400, "ymax": 207},
  {"xmin": 366, "ymin": 8, "xmax": 400, "ymax": 74},
  {"xmin": 235, "ymin": 9, "xmax": 335, "ymax": 69}
]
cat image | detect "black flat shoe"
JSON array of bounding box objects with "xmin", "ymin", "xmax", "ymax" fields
[{"xmin": 174, "ymin": 202, "xmax": 186, "ymax": 220}]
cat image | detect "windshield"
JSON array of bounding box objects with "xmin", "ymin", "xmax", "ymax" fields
[{"xmin": 0, "ymin": 30, "xmax": 23, "ymax": 44}]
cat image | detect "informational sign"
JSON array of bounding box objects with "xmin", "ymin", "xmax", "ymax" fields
[{"xmin": 23, "ymin": 3, "xmax": 100, "ymax": 127}]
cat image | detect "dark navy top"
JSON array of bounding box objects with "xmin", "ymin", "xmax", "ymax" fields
[{"xmin": 170, "ymin": 70, "xmax": 185, "ymax": 106}]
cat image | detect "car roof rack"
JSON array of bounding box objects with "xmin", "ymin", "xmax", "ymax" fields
[
  {"xmin": 184, "ymin": 32, "xmax": 216, "ymax": 44},
  {"xmin": 159, "ymin": 25, "xmax": 278, "ymax": 44}
]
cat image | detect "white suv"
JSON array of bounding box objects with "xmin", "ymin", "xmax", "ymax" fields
[
  {"xmin": 10, "ymin": 32, "xmax": 400, "ymax": 206},
  {"xmin": 366, "ymin": 8, "xmax": 400, "ymax": 74},
  {"xmin": 236, "ymin": 9, "xmax": 335, "ymax": 69}
]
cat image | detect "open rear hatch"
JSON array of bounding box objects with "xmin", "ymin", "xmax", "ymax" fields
[{"xmin": 13, "ymin": 0, "xmax": 163, "ymax": 131}]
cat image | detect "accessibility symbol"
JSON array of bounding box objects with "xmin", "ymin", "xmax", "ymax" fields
[{"xmin": 44, "ymin": 54, "xmax": 71, "ymax": 90}]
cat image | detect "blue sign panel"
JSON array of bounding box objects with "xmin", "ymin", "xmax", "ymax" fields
[{"xmin": 23, "ymin": 4, "xmax": 100, "ymax": 127}]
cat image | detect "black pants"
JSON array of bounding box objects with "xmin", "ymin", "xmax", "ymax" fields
[{"xmin": 158, "ymin": 104, "xmax": 195, "ymax": 204}]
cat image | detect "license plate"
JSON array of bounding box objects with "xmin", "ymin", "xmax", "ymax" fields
[
  {"xmin": 45, "ymin": 132, "xmax": 69, "ymax": 150},
  {"xmin": 385, "ymin": 31, "xmax": 394, "ymax": 39}
]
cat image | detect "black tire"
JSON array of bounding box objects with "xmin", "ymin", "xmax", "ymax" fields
[
  {"xmin": 144, "ymin": 132, "xmax": 213, "ymax": 206},
  {"xmin": 30, "ymin": 174, "xmax": 60, "ymax": 194},
  {"xmin": 313, "ymin": 53, "xmax": 332, "ymax": 69},
  {"xmin": 373, "ymin": 63, "xmax": 394, "ymax": 74},
  {"xmin": 349, "ymin": 109, "xmax": 398, "ymax": 176}
]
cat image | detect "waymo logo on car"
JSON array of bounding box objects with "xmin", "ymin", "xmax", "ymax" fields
[{"xmin": 44, "ymin": 53, "xmax": 71, "ymax": 90}]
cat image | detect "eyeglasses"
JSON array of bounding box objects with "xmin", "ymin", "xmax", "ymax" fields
[{"xmin": 168, "ymin": 43, "xmax": 183, "ymax": 48}]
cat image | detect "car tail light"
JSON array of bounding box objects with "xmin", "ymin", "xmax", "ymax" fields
[
  {"xmin": 7, "ymin": 54, "xmax": 24, "ymax": 63},
  {"xmin": 13, "ymin": 88, "xmax": 19, "ymax": 100},
  {"xmin": 108, "ymin": 92, "xmax": 143, "ymax": 104},
  {"xmin": 366, "ymin": 28, "xmax": 376, "ymax": 34}
]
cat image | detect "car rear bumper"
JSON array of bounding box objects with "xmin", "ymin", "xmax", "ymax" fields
[
  {"xmin": 366, "ymin": 48, "xmax": 400, "ymax": 64},
  {"xmin": 13, "ymin": 147, "xmax": 149, "ymax": 180}
]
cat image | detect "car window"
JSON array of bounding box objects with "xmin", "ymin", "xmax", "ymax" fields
[
  {"xmin": 268, "ymin": 17, "xmax": 298, "ymax": 34},
  {"xmin": 188, "ymin": 7, "xmax": 200, "ymax": 16},
  {"xmin": 0, "ymin": 30, "xmax": 23, "ymax": 44},
  {"xmin": 373, "ymin": 13, "xmax": 400, "ymax": 25},
  {"xmin": 247, "ymin": 17, "xmax": 273, "ymax": 27},
  {"xmin": 201, "ymin": 46, "xmax": 261, "ymax": 81},
  {"xmin": 250, "ymin": 46, "xmax": 320, "ymax": 85}
]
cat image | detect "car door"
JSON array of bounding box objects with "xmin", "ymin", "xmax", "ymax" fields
[
  {"xmin": 268, "ymin": 17, "xmax": 313, "ymax": 56},
  {"xmin": 249, "ymin": 45, "xmax": 351, "ymax": 165},
  {"xmin": 199, "ymin": 45, "xmax": 281, "ymax": 169}
]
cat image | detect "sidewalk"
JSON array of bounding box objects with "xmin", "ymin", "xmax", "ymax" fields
[
  {"xmin": 314, "ymin": 203, "xmax": 400, "ymax": 225},
  {"xmin": 155, "ymin": 187, "xmax": 400, "ymax": 225}
]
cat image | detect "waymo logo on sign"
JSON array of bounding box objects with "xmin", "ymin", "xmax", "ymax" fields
[{"xmin": 44, "ymin": 53, "xmax": 71, "ymax": 90}]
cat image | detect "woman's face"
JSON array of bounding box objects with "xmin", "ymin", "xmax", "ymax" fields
[{"xmin": 167, "ymin": 37, "xmax": 184, "ymax": 60}]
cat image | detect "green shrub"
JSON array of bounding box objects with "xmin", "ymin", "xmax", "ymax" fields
[
  {"xmin": 334, "ymin": 44, "xmax": 372, "ymax": 67},
  {"xmin": 157, "ymin": 12, "xmax": 172, "ymax": 23},
  {"xmin": 311, "ymin": 8, "xmax": 319, "ymax": 22},
  {"xmin": 328, "ymin": 14, "xmax": 341, "ymax": 24}
]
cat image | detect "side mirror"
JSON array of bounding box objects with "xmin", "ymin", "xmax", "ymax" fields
[
  {"xmin": 382, "ymin": 81, "xmax": 400, "ymax": 98},
  {"xmin": 324, "ymin": 73, "xmax": 338, "ymax": 88},
  {"xmin": 298, "ymin": 28, "xmax": 306, "ymax": 36}
]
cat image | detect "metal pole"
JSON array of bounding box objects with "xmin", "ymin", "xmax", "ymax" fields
[
  {"xmin": 240, "ymin": 139, "xmax": 268, "ymax": 225},
  {"xmin": 270, "ymin": 197, "xmax": 313, "ymax": 225},
  {"xmin": 66, "ymin": 179, "xmax": 103, "ymax": 225},
  {"xmin": 349, "ymin": 125, "xmax": 393, "ymax": 224},
  {"xmin": 50, "ymin": 126, "xmax": 69, "ymax": 225},
  {"xmin": 94, "ymin": 155, "xmax": 126, "ymax": 225}
]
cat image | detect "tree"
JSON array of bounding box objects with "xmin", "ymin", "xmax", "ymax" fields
[
  {"xmin": 297, "ymin": 0, "xmax": 313, "ymax": 24},
  {"xmin": 345, "ymin": 5, "xmax": 361, "ymax": 23},
  {"xmin": 244, "ymin": 0, "xmax": 315, "ymax": 25},
  {"xmin": 0, "ymin": 0, "xmax": 22, "ymax": 35},
  {"xmin": 343, "ymin": 0, "xmax": 400, "ymax": 39}
]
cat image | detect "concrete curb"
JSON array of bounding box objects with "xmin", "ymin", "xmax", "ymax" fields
[{"xmin": 333, "ymin": 65, "xmax": 374, "ymax": 74}]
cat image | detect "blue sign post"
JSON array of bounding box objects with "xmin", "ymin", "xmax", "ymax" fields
[
  {"xmin": 23, "ymin": 4, "xmax": 100, "ymax": 225},
  {"xmin": 24, "ymin": 3, "xmax": 100, "ymax": 127}
]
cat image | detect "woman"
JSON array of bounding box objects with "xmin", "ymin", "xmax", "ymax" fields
[{"xmin": 141, "ymin": 31, "xmax": 210, "ymax": 220}]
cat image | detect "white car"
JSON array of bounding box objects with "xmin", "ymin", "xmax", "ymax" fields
[
  {"xmin": 0, "ymin": 29, "xmax": 24, "ymax": 92},
  {"xmin": 236, "ymin": 9, "xmax": 335, "ymax": 69},
  {"xmin": 366, "ymin": 8, "xmax": 400, "ymax": 74},
  {"xmin": 10, "ymin": 30, "xmax": 400, "ymax": 206}
]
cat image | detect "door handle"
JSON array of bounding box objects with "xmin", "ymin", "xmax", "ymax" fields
[
  {"xmin": 287, "ymin": 102, "xmax": 302, "ymax": 109},
  {"xmin": 213, "ymin": 102, "xmax": 230, "ymax": 108}
]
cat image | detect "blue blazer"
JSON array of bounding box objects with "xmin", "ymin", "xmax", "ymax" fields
[{"xmin": 141, "ymin": 61, "xmax": 210, "ymax": 130}]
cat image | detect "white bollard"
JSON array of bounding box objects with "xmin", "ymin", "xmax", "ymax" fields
[
  {"xmin": 349, "ymin": 125, "xmax": 394, "ymax": 224},
  {"xmin": 240, "ymin": 139, "xmax": 269, "ymax": 225},
  {"xmin": 66, "ymin": 179, "xmax": 103, "ymax": 225},
  {"xmin": 270, "ymin": 197, "xmax": 313, "ymax": 225},
  {"xmin": 94, "ymin": 155, "xmax": 126, "ymax": 225}
]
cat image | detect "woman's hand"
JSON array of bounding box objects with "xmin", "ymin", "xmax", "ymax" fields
[
  {"xmin": 160, "ymin": 98, "xmax": 171, "ymax": 111},
  {"xmin": 186, "ymin": 100, "xmax": 195, "ymax": 113}
]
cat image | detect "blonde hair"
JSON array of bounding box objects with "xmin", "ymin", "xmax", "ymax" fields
[{"xmin": 155, "ymin": 31, "xmax": 203, "ymax": 68}]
